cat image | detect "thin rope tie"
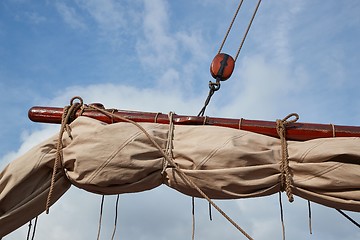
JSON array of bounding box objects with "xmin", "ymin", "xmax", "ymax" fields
[
  {"xmin": 111, "ymin": 195, "xmax": 120, "ymax": 240},
  {"xmin": 276, "ymin": 113, "xmax": 299, "ymax": 203},
  {"xmin": 97, "ymin": 195, "xmax": 105, "ymax": 240},
  {"xmin": 162, "ymin": 112, "xmax": 175, "ymax": 174},
  {"xmin": 87, "ymin": 104, "xmax": 254, "ymax": 240},
  {"xmin": 45, "ymin": 100, "xmax": 81, "ymax": 214}
]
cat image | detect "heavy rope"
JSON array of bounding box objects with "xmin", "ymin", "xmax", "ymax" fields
[
  {"xmin": 276, "ymin": 113, "xmax": 299, "ymax": 203},
  {"xmin": 86, "ymin": 103, "xmax": 254, "ymax": 240}
]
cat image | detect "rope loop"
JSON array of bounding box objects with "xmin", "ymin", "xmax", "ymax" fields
[
  {"xmin": 276, "ymin": 113, "xmax": 299, "ymax": 203},
  {"xmin": 45, "ymin": 98, "xmax": 84, "ymax": 214}
]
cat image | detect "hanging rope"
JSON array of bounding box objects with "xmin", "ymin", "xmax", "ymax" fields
[
  {"xmin": 26, "ymin": 216, "xmax": 38, "ymax": 240},
  {"xmin": 96, "ymin": 195, "xmax": 105, "ymax": 240},
  {"xmin": 111, "ymin": 195, "xmax": 120, "ymax": 240},
  {"xmin": 278, "ymin": 192, "xmax": 286, "ymax": 240},
  {"xmin": 308, "ymin": 200, "xmax": 313, "ymax": 234},
  {"xmin": 192, "ymin": 197, "xmax": 196, "ymax": 240}
]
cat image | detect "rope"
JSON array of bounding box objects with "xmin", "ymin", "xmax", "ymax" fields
[
  {"xmin": 162, "ymin": 112, "xmax": 175, "ymax": 174},
  {"xmin": 278, "ymin": 192, "xmax": 286, "ymax": 240},
  {"xmin": 197, "ymin": 84, "xmax": 217, "ymax": 117},
  {"xmin": 192, "ymin": 197, "xmax": 196, "ymax": 240},
  {"xmin": 234, "ymin": 0, "xmax": 262, "ymax": 62},
  {"xmin": 86, "ymin": 104, "xmax": 254, "ymax": 240},
  {"xmin": 276, "ymin": 113, "xmax": 299, "ymax": 203},
  {"xmin": 335, "ymin": 209, "xmax": 360, "ymax": 228},
  {"xmin": 97, "ymin": 195, "xmax": 105, "ymax": 240},
  {"xmin": 217, "ymin": 0, "xmax": 245, "ymax": 54},
  {"xmin": 28, "ymin": 216, "xmax": 38, "ymax": 240},
  {"xmin": 45, "ymin": 98, "xmax": 82, "ymax": 214},
  {"xmin": 308, "ymin": 200, "xmax": 312, "ymax": 234},
  {"xmin": 111, "ymin": 195, "xmax": 120, "ymax": 240},
  {"xmin": 26, "ymin": 219, "xmax": 32, "ymax": 240}
]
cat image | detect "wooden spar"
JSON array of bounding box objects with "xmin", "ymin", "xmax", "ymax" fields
[{"xmin": 28, "ymin": 105, "xmax": 360, "ymax": 141}]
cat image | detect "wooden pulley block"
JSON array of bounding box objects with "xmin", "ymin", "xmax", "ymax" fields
[{"xmin": 210, "ymin": 53, "xmax": 235, "ymax": 81}]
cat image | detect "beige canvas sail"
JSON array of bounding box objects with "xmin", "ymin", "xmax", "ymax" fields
[{"xmin": 1, "ymin": 116, "xmax": 359, "ymax": 237}]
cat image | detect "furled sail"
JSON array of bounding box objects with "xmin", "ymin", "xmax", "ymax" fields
[{"xmin": 1, "ymin": 116, "xmax": 360, "ymax": 237}]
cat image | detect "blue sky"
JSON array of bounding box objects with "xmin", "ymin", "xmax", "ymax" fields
[{"xmin": 1, "ymin": 0, "xmax": 359, "ymax": 239}]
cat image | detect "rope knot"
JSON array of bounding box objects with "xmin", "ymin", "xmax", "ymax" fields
[
  {"xmin": 46, "ymin": 96, "xmax": 83, "ymax": 214},
  {"xmin": 276, "ymin": 113, "xmax": 299, "ymax": 203}
]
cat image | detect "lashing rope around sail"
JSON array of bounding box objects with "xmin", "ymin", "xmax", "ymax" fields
[
  {"xmin": 276, "ymin": 113, "xmax": 299, "ymax": 203},
  {"xmin": 46, "ymin": 97, "xmax": 83, "ymax": 214}
]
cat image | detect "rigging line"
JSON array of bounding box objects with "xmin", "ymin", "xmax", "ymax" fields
[
  {"xmin": 97, "ymin": 195, "xmax": 105, "ymax": 240},
  {"xmin": 192, "ymin": 197, "xmax": 196, "ymax": 240},
  {"xmin": 336, "ymin": 209, "xmax": 360, "ymax": 229},
  {"xmin": 218, "ymin": 0, "xmax": 245, "ymax": 54},
  {"xmin": 26, "ymin": 219, "xmax": 32, "ymax": 240},
  {"xmin": 31, "ymin": 216, "xmax": 38, "ymax": 240},
  {"xmin": 111, "ymin": 195, "xmax": 120, "ymax": 240},
  {"xmin": 278, "ymin": 192, "xmax": 286, "ymax": 240},
  {"xmin": 307, "ymin": 201, "xmax": 312, "ymax": 234},
  {"xmin": 234, "ymin": 0, "xmax": 262, "ymax": 62}
]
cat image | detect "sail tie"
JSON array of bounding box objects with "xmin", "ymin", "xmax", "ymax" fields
[
  {"xmin": 46, "ymin": 96, "xmax": 83, "ymax": 214},
  {"xmin": 276, "ymin": 113, "xmax": 299, "ymax": 203},
  {"xmin": 162, "ymin": 112, "xmax": 175, "ymax": 175}
]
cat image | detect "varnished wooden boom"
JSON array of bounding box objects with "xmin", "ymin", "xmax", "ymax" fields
[{"xmin": 28, "ymin": 106, "xmax": 360, "ymax": 141}]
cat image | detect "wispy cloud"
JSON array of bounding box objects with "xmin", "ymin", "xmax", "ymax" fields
[
  {"xmin": 136, "ymin": 0, "xmax": 177, "ymax": 68},
  {"xmin": 24, "ymin": 11, "xmax": 46, "ymax": 24},
  {"xmin": 55, "ymin": 1, "xmax": 87, "ymax": 30}
]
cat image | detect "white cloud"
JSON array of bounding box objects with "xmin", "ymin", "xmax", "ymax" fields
[
  {"xmin": 74, "ymin": 0, "xmax": 126, "ymax": 32},
  {"xmin": 24, "ymin": 11, "xmax": 46, "ymax": 24},
  {"xmin": 136, "ymin": 0, "xmax": 177, "ymax": 68},
  {"xmin": 55, "ymin": 1, "xmax": 87, "ymax": 30}
]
